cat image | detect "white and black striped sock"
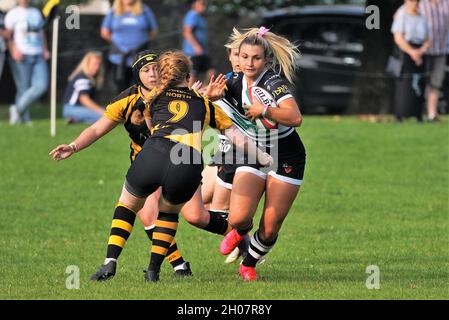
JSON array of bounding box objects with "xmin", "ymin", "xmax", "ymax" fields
[{"xmin": 243, "ymin": 231, "xmax": 277, "ymax": 267}]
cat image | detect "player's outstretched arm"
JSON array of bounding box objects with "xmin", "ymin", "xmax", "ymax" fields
[
  {"xmin": 224, "ymin": 125, "xmax": 273, "ymax": 167},
  {"xmin": 203, "ymin": 74, "xmax": 227, "ymax": 101},
  {"xmin": 49, "ymin": 117, "xmax": 118, "ymax": 161}
]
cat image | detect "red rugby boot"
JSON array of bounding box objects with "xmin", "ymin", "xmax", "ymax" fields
[
  {"xmin": 239, "ymin": 264, "xmax": 257, "ymax": 281},
  {"xmin": 220, "ymin": 229, "xmax": 244, "ymax": 255}
]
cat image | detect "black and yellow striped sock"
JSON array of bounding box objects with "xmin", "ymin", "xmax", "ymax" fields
[
  {"xmin": 106, "ymin": 204, "xmax": 136, "ymax": 261},
  {"xmin": 149, "ymin": 212, "xmax": 179, "ymax": 272},
  {"xmin": 203, "ymin": 210, "xmax": 233, "ymax": 235},
  {"xmin": 165, "ymin": 239, "xmax": 185, "ymax": 269},
  {"xmin": 145, "ymin": 225, "xmax": 185, "ymax": 269}
]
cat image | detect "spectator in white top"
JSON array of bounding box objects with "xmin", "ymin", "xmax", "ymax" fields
[
  {"xmin": 392, "ymin": 0, "xmax": 430, "ymax": 122},
  {"xmin": 63, "ymin": 51, "xmax": 105, "ymax": 124},
  {"xmin": 399, "ymin": 0, "xmax": 449, "ymax": 121},
  {"xmin": 420, "ymin": 0, "xmax": 449, "ymax": 121},
  {"xmin": 4, "ymin": 0, "xmax": 49, "ymax": 125}
]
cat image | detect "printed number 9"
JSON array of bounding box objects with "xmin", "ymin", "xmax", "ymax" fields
[{"xmin": 168, "ymin": 100, "xmax": 189, "ymax": 123}]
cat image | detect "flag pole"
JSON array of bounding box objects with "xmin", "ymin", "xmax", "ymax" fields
[{"xmin": 50, "ymin": 16, "xmax": 59, "ymax": 137}]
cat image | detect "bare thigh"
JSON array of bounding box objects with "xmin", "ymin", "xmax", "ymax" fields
[
  {"xmin": 201, "ymin": 165, "xmax": 218, "ymax": 206},
  {"xmin": 137, "ymin": 187, "xmax": 161, "ymax": 227},
  {"xmin": 180, "ymin": 186, "xmax": 209, "ymax": 228},
  {"xmin": 118, "ymin": 185, "xmax": 147, "ymax": 213},
  {"xmin": 210, "ymin": 183, "xmax": 231, "ymax": 211},
  {"xmin": 229, "ymin": 171, "xmax": 265, "ymax": 229}
]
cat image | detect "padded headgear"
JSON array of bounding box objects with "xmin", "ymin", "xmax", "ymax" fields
[{"xmin": 132, "ymin": 50, "xmax": 158, "ymax": 90}]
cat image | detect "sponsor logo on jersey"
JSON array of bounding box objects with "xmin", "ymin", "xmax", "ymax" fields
[
  {"xmin": 282, "ymin": 163, "xmax": 293, "ymax": 174},
  {"xmin": 272, "ymin": 85, "xmax": 289, "ymax": 97}
]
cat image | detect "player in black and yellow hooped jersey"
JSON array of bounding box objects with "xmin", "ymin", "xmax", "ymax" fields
[
  {"xmin": 50, "ymin": 50, "xmax": 259, "ymax": 282},
  {"xmin": 121, "ymin": 51, "xmax": 273, "ymax": 282},
  {"xmin": 50, "ymin": 51, "xmax": 193, "ymax": 280}
]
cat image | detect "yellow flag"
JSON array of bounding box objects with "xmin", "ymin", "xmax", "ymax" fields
[{"xmin": 42, "ymin": 0, "xmax": 60, "ymax": 19}]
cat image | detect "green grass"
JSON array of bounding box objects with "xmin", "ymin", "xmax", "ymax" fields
[{"xmin": 0, "ymin": 108, "xmax": 448, "ymax": 299}]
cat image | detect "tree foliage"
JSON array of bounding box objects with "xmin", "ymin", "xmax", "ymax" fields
[
  {"xmin": 55, "ymin": 0, "xmax": 91, "ymax": 8},
  {"xmin": 162, "ymin": 0, "xmax": 361, "ymax": 15},
  {"xmin": 34, "ymin": 0, "xmax": 360, "ymax": 15}
]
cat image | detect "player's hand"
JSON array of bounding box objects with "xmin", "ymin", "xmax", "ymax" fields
[
  {"xmin": 258, "ymin": 152, "xmax": 273, "ymax": 167},
  {"xmin": 204, "ymin": 74, "xmax": 226, "ymax": 101},
  {"xmin": 49, "ymin": 144, "xmax": 75, "ymax": 161},
  {"xmin": 191, "ymin": 80, "xmax": 203, "ymax": 91},
  {"xmin": 245, "ymin": 101, "xmax": 265, "ymax": 121}
]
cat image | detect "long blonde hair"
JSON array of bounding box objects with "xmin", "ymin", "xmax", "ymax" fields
[
  {"xmin": 227, "ymin": 27, "xmax": 301, "ymax": 83},
  {"xmin": 113, "ymin": 0, "xmax": 143, "ymax": 16},
  {"xmin": 68, "ymin": 51, "xmax": 104, "ymax": 89},
  {"xmin": 152, "ymin": 51, "xmax": 192, "ymax": 99},
  {"xmin": 224, "ymin": 28, "xmax": 242, "ymax": 52}
]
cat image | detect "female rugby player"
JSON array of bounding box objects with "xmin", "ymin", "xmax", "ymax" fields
[
  {"xmin": 50, "ymin": 51, "xmax": 237, "ymax": 281},
  {"xmin": 118, "ymin": 51, "xmax": 272, "ymax": 282},
  {"xmin": 50, "ymin": 51, "xmax": 194, "ymax": 279},
  {"xmin": 209, "ymin": 27, "xmax": 306, "ymax": 281}
]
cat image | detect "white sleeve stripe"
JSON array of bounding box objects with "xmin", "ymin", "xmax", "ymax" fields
[
  {"xmin": 276, "ymin": 94, "xmax": 293, "ymax": 105},
  {"xmin": 74, "ymin": 79, "xmax": 90, "ymax": 84},
  {"xmin": 74, "ymin": 86, "xmax": 91, "ymax": 92},
  {"xmin": 73, "ymin": 79, "xmax": 92, "ymax": 88}
]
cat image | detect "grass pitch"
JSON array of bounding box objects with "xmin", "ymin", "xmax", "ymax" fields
[{"xmin": 0, "ymin": 111, "xmax": 447, "ymax": 299}]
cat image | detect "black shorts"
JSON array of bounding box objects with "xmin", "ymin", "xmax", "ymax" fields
[
  {"xmin": 236, "ymin": 131, "xmax": 306, "ymax": 185},
  {"xmin": 216, "ymin": 163, "xmax": 239, "ymax": 190},
  {"xmin": 190, "ymin": 54, "xmax": 211, "ymax": 75},
  {"xmin": 125, "ymin": 138, "xmax": 203, "ymax": 205}
]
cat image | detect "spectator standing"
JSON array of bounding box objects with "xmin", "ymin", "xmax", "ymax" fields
[
  {"xmin": 183, "ymin": 0, "xmax": 214, "ymax": 87},
  {"xmin": 5, "ymin": 0, "xmax": 49, "ymax": 125},
  {"xmin": 63, "ymin": 51, "xmax": 105, "ymax": 124},
  {"xmin": 392, "ymin": 0, "xmax": 430, "ymax": 122},
  {"xmin": 0, "ymin": 10, "xmax": 6, "ymax": 80},
  {"xmin": 418, "ymin": 0, "xmax": 449, "ymax": 121},
  {"xmin": 101, "ymin": 0, "xmax": 158, "ymax": 93}
]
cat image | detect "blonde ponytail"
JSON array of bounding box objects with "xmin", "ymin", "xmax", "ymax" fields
[
  {"xmin": 227, "ymin": 27, "xmax": 301, "ymax": 83},
  {"xmin": 224, "ymin": 27, "xmax": 243, "ymax": 51}
]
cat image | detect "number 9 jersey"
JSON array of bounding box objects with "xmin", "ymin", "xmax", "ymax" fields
[
  {"xmin": 125, "ymin": 86, "xmax": 234, "ymax": 204},
  {"xmin": 148, "ymin": 87, "xmax": 233, "ymax": 153}
]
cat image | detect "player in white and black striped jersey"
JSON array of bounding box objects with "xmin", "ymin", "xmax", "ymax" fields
[{"xmin": 207, "ymin": 27, "xmax": 306, "ymax": 281}]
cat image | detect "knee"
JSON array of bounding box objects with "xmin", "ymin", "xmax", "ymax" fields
[
  {"xmin": 118, "ymin": 194, "xmax": 144, "ymax": 213},
  {"xmin": 183, "ymin": 210, "xmax": 207, "ymax": 228},
  {"xmin": 138, "ymin": 209, "xmax": 156, "ymax": 227},
  {"xmin": 228, "ymin": 215, "xmax": 252, "ymax": 230}
]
